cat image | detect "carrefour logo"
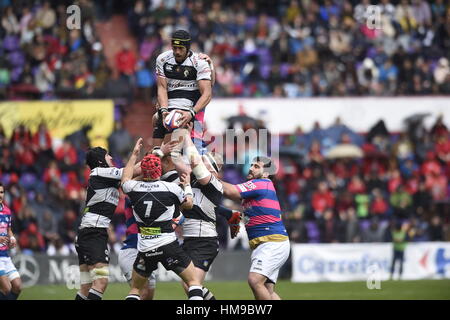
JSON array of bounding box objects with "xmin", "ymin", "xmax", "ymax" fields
[
  {"xmin": 436, "ymin": 248, "xmax": 450, "ymax": 275},
  {"xmin": 298, "ymin": 254, "xmax": 390, "ymax": 275}
]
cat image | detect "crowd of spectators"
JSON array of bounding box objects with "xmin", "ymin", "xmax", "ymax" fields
[
  {"xmin": 1, "ymin": 113, "xmax": 449, "ymax": 255},
  {"xmin": 125, "ymin": 0, "xmax": 450, "ymax": 97},
  {"xmin": 0, "ymin": 0, "xmax": 119, "ymax": 101},
  {"xmin": 0, "ymin": 119, "xmax": 133, "ymax": 255},
  {"xmin": 266, "ymin": 114, "xmax": 449, "ymax": 244},
  {"xmin": 1, "ymin": 0, "xmax": 449, "ymax": 101}
]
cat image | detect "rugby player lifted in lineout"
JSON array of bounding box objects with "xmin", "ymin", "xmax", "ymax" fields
[{"xmin": 152, "ymin": 29, "xmax": 215, "ymax": 157}]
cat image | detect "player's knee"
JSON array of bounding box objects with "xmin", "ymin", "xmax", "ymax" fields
[
  {"xmin": 248, "ymin": 273, "xmax": 264, "ymax": 289},
  {"xmin": 11, "ymin": 279, "xmax": 22, "ymax": 294}
]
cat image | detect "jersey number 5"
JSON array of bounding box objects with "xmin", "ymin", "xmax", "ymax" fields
[{"xmin": 144, "ymin": 201, "xmax": 153, "ymax": 218}]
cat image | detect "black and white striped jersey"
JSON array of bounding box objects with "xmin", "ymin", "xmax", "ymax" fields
[
  {"xmin": 79, "ymin": 167, "xmax": 123, "ymax": 229},
  {"xmin": 182, "ymin": 175, "xmax": 223, "ymax": 238},
  {"xmin": 156, "ymin": 50, "xmax": 211, "ymax": 110},
  {"xmin": 121, "ymin": 179, "xmax": 185, "ymax": 252},
  {"xmin": 160, "ymin": 170, "xmax": 180, "ymax": 184}
]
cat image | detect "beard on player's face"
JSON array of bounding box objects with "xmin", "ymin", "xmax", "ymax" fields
[
  {"xmin": 173, "ymin": 46, "xmax": 188, "ymax": 62},
  {"xmin": 247, "ymin": 168, "xmax": 263, "ymax": 180}
]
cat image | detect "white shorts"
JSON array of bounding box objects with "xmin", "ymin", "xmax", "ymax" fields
[
  {"xmin": 0, "ymin": 257, "xmax": 20, "ymax": 281},
  {"xmin": 249, "ymin": 240, "xmax": 290, "ymax": 284},
  {"xmin": 118, "ymin": 248, "xmax": 156, "ymax": 288}
]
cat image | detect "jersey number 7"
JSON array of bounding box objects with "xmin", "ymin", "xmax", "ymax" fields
[{"xmin": 144, "ymin": 201, "xmax": 153, "ymax": 218}]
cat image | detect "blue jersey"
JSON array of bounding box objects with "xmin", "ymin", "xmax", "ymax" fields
[
  {"xmin": 235, "ymin": 179, "xmax": 288, "ymax": 249},
  {"xmin": 0, "ymin": 203, "xmax": 12, "ymax": 257}
]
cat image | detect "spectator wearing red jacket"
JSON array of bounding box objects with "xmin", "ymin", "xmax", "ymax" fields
[
  {"xmin": 312, "ymin": 181, "xmax": 335, "ymax": 219},
  {"xmin": 347, "ymin": 175, "xmax": 366, "ymax": 194},
  {"xmin": 370, "ymin": 188, "xmax": 389, "ymax": 219},
  {"xmin": 32, "ymin": 122, "xmax": 54, "ymax": 174},
  {"xmin": 387, "ymin": 169, "xmax": 402, "ymax": 194},
  {"xmin": 10, "ymin": 125, "xmax": 35, "ymax": 172},
  {"xmin": 65, "ymin": 172, "xmax": 82, "ymax": 201},
  {"xmin": 116, "ymin": 43, "xmax": 137, "ymax": 77},
  {"xmin": 42, "ymin": 160, "xmax": 62, "ymax": 184},
  {"xmin": 421, "ymin": 151, "xmax": 441, "ymax": 176},
  {"xmin": 18, "ymin": 222, "xmax": 46, "ymax": 253},
  {"xmin": 55, "ymin": 139, "xmax": 78, "ymax": 172}
]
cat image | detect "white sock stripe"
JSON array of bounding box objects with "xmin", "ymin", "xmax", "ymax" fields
[
  {"xmin": 189, "ymin": 286, "xmax": 203, "ymax": 291},
  {"xmin": 189, "ymin": 296, "xmax": 203, "ymax": 300},
  {"xmin": 89, "ymin": 288, "xmax": 103, "ymax": 298},
  {"xmin": 77, "ymin": 292, "xmax": 88, "ymax": 300},
  {"xmin": 126, "ymin": 294, "xmax": 141, "ymax": 300}
]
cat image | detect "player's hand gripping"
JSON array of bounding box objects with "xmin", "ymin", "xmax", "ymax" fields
[
  {"xmin": 177, "ymin": 110, "xmax": 193, "ymax": 128},
  {"xmin": 132, "ymin": 138, "xmax": 143, "ymax": 157}
]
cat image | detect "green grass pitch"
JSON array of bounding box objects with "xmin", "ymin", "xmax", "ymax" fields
[{"xmin": 19, "ymin": 280, "xmax": 450, "ymax": 300}]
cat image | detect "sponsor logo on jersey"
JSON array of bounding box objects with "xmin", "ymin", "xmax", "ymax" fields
[
  {"xmin": 145, "ymin": 250, "xmax": 164, "ymax": 257},
  {"xmin": 140, "ymin": 227, "xmax": 162, "ymax": 236},
  {"xmin": 238, "ymin": 181, "xmax": 257, "ymax": 192}
]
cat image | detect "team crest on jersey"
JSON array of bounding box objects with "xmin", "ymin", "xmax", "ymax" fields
[{"xmin": 184, "ymin": 69, "xmax": 189, "ymax": 77}]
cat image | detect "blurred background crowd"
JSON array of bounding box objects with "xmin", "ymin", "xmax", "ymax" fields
[
  {"xmin": 0, "ymin": 0, "xmax": 449, "ymax": 256},
  {"xmin": 1, "ymin": 111, "xmax": 449, "ymax": 255}
]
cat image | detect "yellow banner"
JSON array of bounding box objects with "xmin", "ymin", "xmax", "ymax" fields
[{"xmin": 0, "ymin": 100, "xmax": 114, "ymax": 148}]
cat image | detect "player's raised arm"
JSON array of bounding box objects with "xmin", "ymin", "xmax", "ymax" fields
[
  {"xmin": 179, "ymin": 171, "xmax": 194, "ymax": 210},
  {"xmin": 122, "ymin": 138, "xmax": 143, "ymax": 185},
  {"xmin": 220, "ymin": 180, "xmax": 242, "ymax": 202}
]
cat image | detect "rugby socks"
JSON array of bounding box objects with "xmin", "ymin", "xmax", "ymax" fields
[
  {"xmin": 125, "ymin": 294, "xmax": 141, "ymax": 300},
  {"xmin": 87, "ymin": 288, "xmax": 103, "ymax": 300},
  {"xmin": 6, "ymin": 291, "xmax": 19, "ymax": 300},
  {"xmin": 188, "ymin": 286, "xmax": 204, "ymax": 300},
  {"xmin": 0, "ymin": 291, "xmax": 19, "ymax": 300},
  {"xmin": 75, "ymin": 291, "xmax": 88, "ymax": 300},
  {"xmin": 202, "ymin": 287, "xmax": 216, "ymax": 300}
]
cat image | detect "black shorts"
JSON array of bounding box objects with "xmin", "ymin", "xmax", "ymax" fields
[
  {"xmin": 133, "ymin": 240, "xmax": 192, "ymax": 278},
  {"xmin": 75, "ymin": 228, "xmax": 109, "ymax": 266},
  {"xmin": 182, "ymin": 237, "xmax": 219, "ymax": 272}
]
